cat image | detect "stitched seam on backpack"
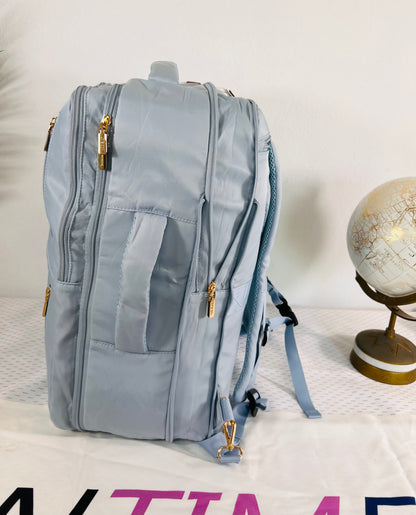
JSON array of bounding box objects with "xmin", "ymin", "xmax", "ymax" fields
[
  {"xmin": 56, "ymin": 280, "xmax": 82, "ymax": 287},
  {"xmin": 107, "ymin": 205, "xmax": 196, "ymax": 225},
  {"xmin": 66, "ymin": 88, "xmax": 89, "ymax": 282},
  {"xmin": 91, "ymin": 339, "xmax": 176, "ymax": 355},
  {"xmin": 115, "ymin": 211, "xmax": 138, "ymax": 345}
]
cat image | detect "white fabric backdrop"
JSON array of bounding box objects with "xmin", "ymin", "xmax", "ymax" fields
[
  {"xmin": 1, "ymin": 400, "xmax": 416, "ymax": 514},
  {"xmin": 1, "ymin": 299, "xmax": 416, "ymax": 514}
]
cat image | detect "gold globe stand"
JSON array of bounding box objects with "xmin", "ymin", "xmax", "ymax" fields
[{"xmin": 351, "ymin": 273, "xmax": 416, "ymax": 385}]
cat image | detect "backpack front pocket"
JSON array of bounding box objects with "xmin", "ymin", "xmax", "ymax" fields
[{"xmin": 83, "ymin": 340, "xmax": 175, "ymax": 439}]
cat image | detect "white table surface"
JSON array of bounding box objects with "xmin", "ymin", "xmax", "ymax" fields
[
  {"xmin": 1, "ymin": 298, "xmax": 416, "ymax": 514},
  {"xmin": 1, "ymin": 298, "xmax": 415, "ymax": 415}
]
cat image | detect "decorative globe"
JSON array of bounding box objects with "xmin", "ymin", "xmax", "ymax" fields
[{"xmin": 347, "ymin": 177, "xmax": 416, "ymax": 297}]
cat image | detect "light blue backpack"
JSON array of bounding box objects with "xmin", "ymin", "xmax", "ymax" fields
[{"xmin": 43, "ymin": 62, "xmax": 320, "ymax": 463}]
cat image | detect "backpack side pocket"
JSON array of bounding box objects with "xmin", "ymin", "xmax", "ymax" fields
[{"xmin": 45, "ymin": 280, "xmax": 82, "ymax": 429}]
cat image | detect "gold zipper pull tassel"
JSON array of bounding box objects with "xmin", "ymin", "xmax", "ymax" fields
[
  {"xmin": 98, "ymin": 114, "xmax": 111, "ymax": 170},
  {"xmin": 207, "ymin": 281, "xmax": 216, "ymax": 318},
  {"xmin": 44, "ymin": 116, "xmax": 57, "ymax": 151},
  {"xmin": 42, "ymin": 286, "xmax": 51, "ymax": 317}
]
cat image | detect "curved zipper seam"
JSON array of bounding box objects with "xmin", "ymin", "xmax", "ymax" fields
[
  {"xmin": 202, "ymin": 83, "xmax": 218, "ymax": 291},
  {"xmin": 165, "ymin": 195, "xmax": 205, "ymax": 441},
  {"xmin": 72, "ymin": 84, "xmax": 123, "ymax": 430},
  {"xmin": 58, "ymin": 85, "xmax": 88, "ymax": 282},
  {"xmin": 43, "ymin": 118, "xmax": 57, "ymax": 211},
  {"xmin": 166, "ymin": 83, "xmax": 218, "ymax": 441},
  {"xmin": 209, "ymin": 99, "xmax": 260, "ymax": 431},
  {"xmin": 228, "ymin": 99, "xmax": 259, "ymax": 288},
  {"xmin": 67, "ymin": 87, "xmax": 90, "ymax": 282},
  {"xmin": 78, "ymin": 84, "xmax": 123, "ymax": 429}
]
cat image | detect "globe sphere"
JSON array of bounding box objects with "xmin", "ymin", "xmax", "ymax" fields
[{"xmin": 347, "ymin": 177, "xmax": 416, "ymax": 297}]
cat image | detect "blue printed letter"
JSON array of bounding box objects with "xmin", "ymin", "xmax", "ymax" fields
[{"xmin": 365, "ymin": 497, "xmax": 416, "ymax": 515}]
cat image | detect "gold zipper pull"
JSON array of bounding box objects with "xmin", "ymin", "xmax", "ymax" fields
[
  {"xmin": 217, "ymin": 419, "xmax": 243, "ymax": 461},
  {"xmin": 44, "ymin": 116, "xmax": 57, "ymax": 151},
  {"xmin": 207, "ymin": 281, "xmax": 216, "ymax": 318},
  {"xmin": 98, "ymin": 114, "xmax": 111, "ymax": 170},
  {"xmin": 42, "ymin": 286, "xmax": 51, "ymax": 317}
]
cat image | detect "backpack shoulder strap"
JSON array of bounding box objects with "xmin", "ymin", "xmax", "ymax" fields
[
  {"xmin": 265, "ymin": 278, "xmax": 321, "ymax": 419},
  {"xmin": 199, "ymin": 282, "xmax": 321, "ymax": 464}
]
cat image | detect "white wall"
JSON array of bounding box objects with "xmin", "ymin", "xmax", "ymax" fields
[{"xmin": 1, "ymin": 0, "xmax": 415, "ymax": 307}]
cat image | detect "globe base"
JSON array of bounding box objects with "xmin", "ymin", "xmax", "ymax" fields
[{"xmin": 350, "ymin": 329, "xmax": 416, "ymax": 385}]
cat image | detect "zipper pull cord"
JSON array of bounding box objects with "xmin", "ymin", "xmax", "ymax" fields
[
  {"xmin": 98, "ymin": 114, "xmax": 111, "ymax": 170},
  {"xmin": 207, "ymin": 281, "xmax": 216, "ymax": 318},
  {"xmin": 42, "ymin": 286, "xmax": 51, "ymax": 317},
  {"xmin": 44, "ymin": 116, "xmax": 57, "ymax": 151}
]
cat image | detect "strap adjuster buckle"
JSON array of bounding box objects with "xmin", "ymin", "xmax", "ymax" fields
[
  {"xmin": 261, "ymin": 322, "xmax": 270, "ymax": 347},
  {"xmin": 277, "ymin": 297, "xmax": 298, "ymax": 326},
  {"xmin": 246, "ymin": 388, "xmax": 261, "ymax": 417}
]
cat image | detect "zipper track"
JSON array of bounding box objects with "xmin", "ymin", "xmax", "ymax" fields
[
  {"xmin": 202, "ymin": 83, "xmax": 218, "ymax": 291},
  {"xmin": 195, "ymin": 92, "xmax": 259, "ymax": 294},
  {"xmin": 214, "ymin": 100, "xmax": 259, "ymax": 288},
  {"xmin": 166, "ymin": 195, "xmax": 205, "ymax": 441},
  {"xmin": 166, "ymin": 92, "xmax": 259, "ymax": 440},
  {"xmin": 166, "ymin": 83, "xmax": 219, "ymax": 441},
  {"xmin": 72, "ymin": 83, "xmax": 123, "ymax": 430},
  {"xmin": 58, "ymin": 86, "xmax": 88, "ymax": 282},
  {"xmin": 207, "ymin": 100, "xmax": 259, "ymax": 431}
]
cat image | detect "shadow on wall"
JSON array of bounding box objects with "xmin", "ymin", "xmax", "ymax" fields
[
  {"xmin": 0, "ymin": 6, "xmax": 34, "ymax": 204},
  {"xmin": 270, "ymin": 179, "xmax": 328, "ymax": 284},
  {"xmin": 0, "ymin": 52, "xmax": 18, "ymax": 200}
]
